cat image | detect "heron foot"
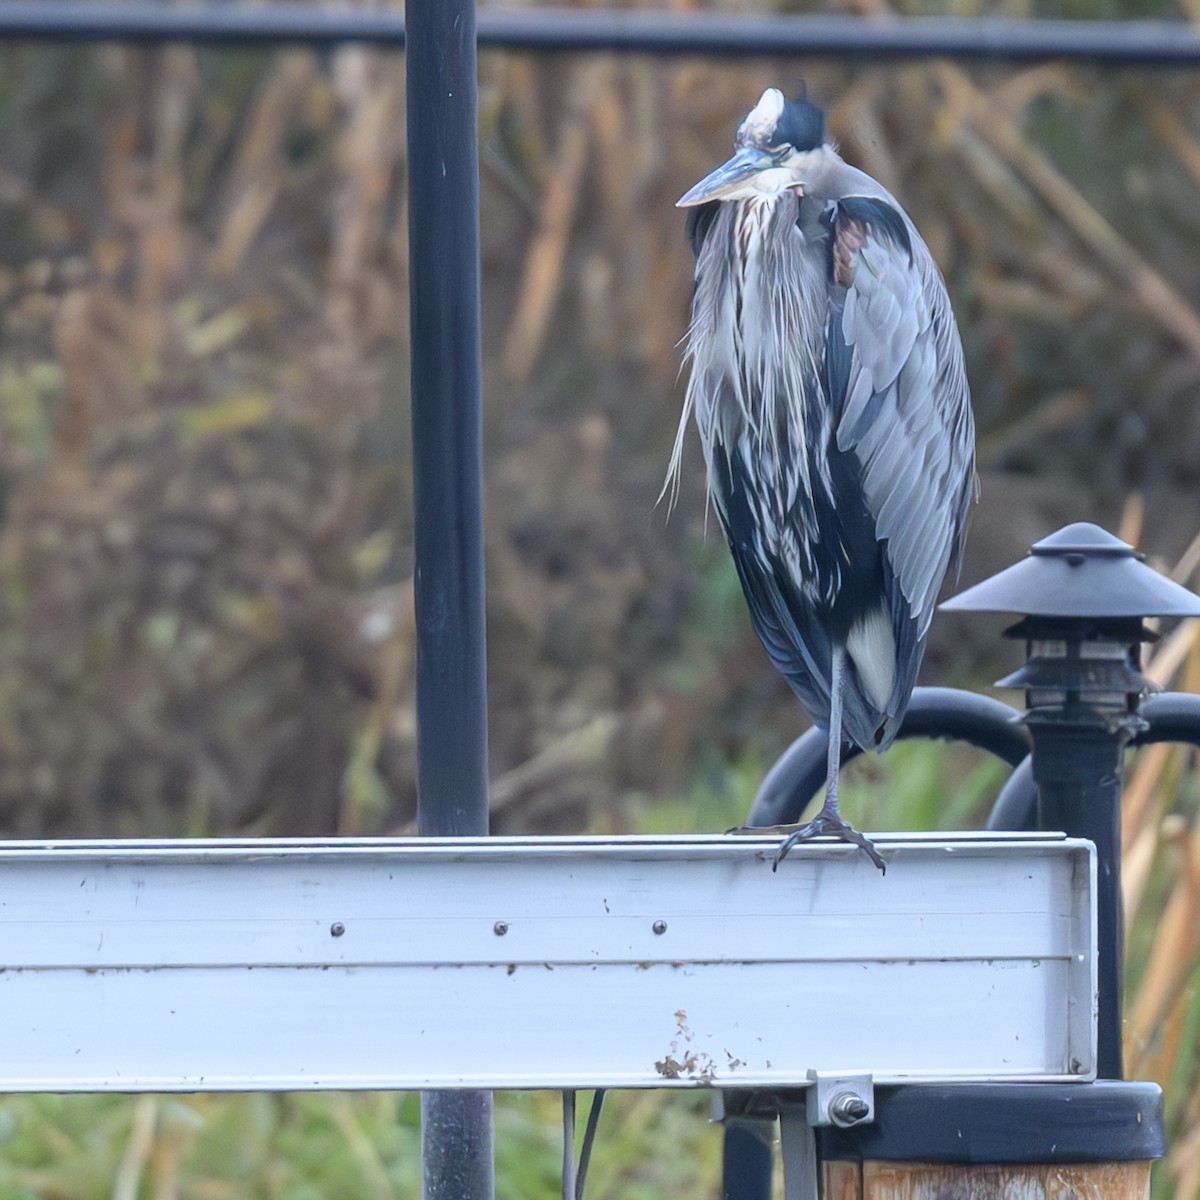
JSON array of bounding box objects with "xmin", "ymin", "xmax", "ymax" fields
[{"xmin": 770, "ymin": 812, "xmax": 886, "ymax": 874}]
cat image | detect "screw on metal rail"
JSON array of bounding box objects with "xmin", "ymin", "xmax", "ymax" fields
[{"xmin": 943, "ymin": 521, "xmax": 1200, "ymax": 1080}]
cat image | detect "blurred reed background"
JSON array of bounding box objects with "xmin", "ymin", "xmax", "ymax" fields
[{"xmin": 0, "ymin": 0, "xmax": 1195, "ymax": 1195}]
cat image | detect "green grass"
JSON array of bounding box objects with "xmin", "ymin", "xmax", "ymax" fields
[
  {"xmin": 631, "ymin": 736, "xmax": 1010, "ymax": 839},
  {"xmin": 0, "ymin": 1090, "xmax": 726, "ymax": 1200}
]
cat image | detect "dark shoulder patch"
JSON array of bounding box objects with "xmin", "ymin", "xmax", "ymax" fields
[
  {"xmin": 774, "ymin": 96, "xmax": 824, "ymax": 152},
  {"xmin": 685, "ymin": 201, "xmax": 720, "ymax": 261},
  {"xmin": 824, "ymin": 294, "xmax": 854, "ymax": 415},
  {"xmin": 837, "ymin": 196, "xmax": 912, "ymax": 261}
]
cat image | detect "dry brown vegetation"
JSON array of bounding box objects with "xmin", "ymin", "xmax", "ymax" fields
[{"xmin": 0, "ymin": 0, "xmax": 1196, "ymax": 1193}]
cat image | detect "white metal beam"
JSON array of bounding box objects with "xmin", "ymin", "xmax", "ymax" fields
[{"xmin": 0, "ymin": 833, "xmax": 1095, "ymax": 1091}]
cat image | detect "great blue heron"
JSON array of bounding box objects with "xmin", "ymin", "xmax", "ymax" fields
[{"xmin": 670, "ymin": 88, "xmax": 976, "ymax": 871}]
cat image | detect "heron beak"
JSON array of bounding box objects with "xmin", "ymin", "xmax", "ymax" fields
[{"xmin": 676, "ymin": 146, "xmax": 777, "ymax": 207}]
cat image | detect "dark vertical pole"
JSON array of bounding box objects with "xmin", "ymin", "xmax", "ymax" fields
[
  {"xmin": 406, "ymin": 0, "xmax": 493, "ymax": 1194},
  {"xmin": 421, "ymin": 1090, "xmax": 493, "ymax": 1200},
  {"xmin": 1029, "ymin": 720, "xmax": 1126, "ymax": 1080},
  {"xmin": 723, "ymin": 1123, "xmax": 774, "ymax": 1200}
]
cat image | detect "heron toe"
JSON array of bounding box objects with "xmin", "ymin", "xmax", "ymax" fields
[{"xmin": 772, "ymin": 812, "xmax": 886, "ymax": 873}]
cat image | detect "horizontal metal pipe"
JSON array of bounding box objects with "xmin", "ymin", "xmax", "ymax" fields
[
  {"xmin": 1136, "ymin": 691, "xmax": 1200, "ymax": 747},
  {"xmin": 482, "ymin": 10, "xmax": 1200, "ymax": 64},
  {"xmin": 3, "ymin": 3, "xmax": 1200, "ymax": 66},
  {"xmin": 747, "ymin": 687, "xmax": 1030, "ymax": 828}
]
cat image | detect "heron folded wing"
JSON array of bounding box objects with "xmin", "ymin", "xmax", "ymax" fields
[
  {"xmin": 830, "ymin": 197, "xmax": 975, "ymax": 642},
  {"xmin": 710, "ymin": 442, "xmax": 835, "ymax": 726}
]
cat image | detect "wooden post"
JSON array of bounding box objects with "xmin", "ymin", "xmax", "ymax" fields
[
  {"xmin": 823, "ymin": 1160, "xmax": 1151, "ymax": 1200},
  {"xmin": 815, "ymin": 1083, "xmax": 1163, "ymax": 1200}
]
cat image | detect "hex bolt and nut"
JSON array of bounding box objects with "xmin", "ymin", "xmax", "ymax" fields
[{"xmin": 829, "ymin": 1092, "xmax": 870, "ymax": 1126}]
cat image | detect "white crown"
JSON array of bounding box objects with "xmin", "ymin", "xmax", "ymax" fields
[{"xmin": 736, "ymin": 88, "xmax": 785, "ymax": 147}]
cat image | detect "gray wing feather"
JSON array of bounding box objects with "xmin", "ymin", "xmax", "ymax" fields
[{"xmin": 834, "ymin": 206, "xmax": 975, "ymax": 638}]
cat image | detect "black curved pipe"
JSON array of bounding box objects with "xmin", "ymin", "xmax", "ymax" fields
[
  {"xmin": 1135, "ymin": 692, "xmax": 1200, "ymax": 748},
  {"xmin": 986, "ymin": 691, "xmax": 1200, "ymax": 831},
  {"xmin": 752, "ymin": 691, "xmax": 1200, "ymax": 833},
  {"xmin": 986, "ymin": 758, "xmax": 1036, "ymax": 831},
  {"xmin": 745, "ymin": 686, "xmax": 1029, "ymax": 827}
]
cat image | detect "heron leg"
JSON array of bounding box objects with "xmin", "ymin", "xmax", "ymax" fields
[
  {"xmin": 824, "ymin": 642, "xmax": 845, "ymax": 816},
  {"xmin": 771, "ymin": 646, "xmax": 886, "ymax": 873}
]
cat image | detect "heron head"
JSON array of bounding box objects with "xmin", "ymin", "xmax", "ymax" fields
[{"xmin": 677, "ymin": 88, "xmax": 827, "ymax": 208}]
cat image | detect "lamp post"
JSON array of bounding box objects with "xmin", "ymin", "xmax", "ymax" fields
[{"xmin": 943, "ymin": 521, "xmax": 1200, "ymax": 1078}]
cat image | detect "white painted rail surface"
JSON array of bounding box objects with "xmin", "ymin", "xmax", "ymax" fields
[{"xmin": 0, "ymin": 833, "xmax": 1095, "ymax": 1092}]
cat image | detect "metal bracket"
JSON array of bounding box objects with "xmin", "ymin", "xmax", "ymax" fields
[
  {"xmin": 805, "ymin": 1070, "xmax": 875, "ymax": 1128},
  {"xmin": 744, "ymin": 1074, "xmax": 875, "ymax": 1200},
  {"xmin": 780, "ymin": 1107, "xmax": 818, "ymax": 1200}
]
